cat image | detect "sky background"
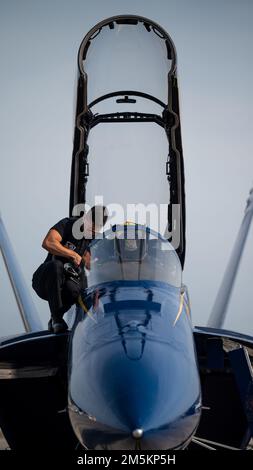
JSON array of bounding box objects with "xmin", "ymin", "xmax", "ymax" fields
[{"xmin": 0, "ymin": 0, "xmax": 253, "ymax": 337}]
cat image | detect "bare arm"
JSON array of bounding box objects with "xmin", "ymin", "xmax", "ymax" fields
[{"xmin": 42, "ymin": 229, "xmax": 82, "ymax": 266}]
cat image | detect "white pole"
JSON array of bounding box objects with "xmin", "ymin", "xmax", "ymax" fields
[
  {"xmin": 0, "ymin": 215, "xmax": 43, "ymax": 332},
  {"xmin": 207, "ymin": 188, "xmax": 253, "ymax": 329}
]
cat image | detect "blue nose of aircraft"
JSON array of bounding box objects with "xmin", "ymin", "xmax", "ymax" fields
[{"xmin": 68, "ymin": 281, "xmax": 201, "ymax": 449}]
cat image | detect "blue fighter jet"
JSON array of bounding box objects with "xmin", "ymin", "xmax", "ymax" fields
[{"xmin": 0, "ymin": 16, "xmax": 253, "ymax": 451}]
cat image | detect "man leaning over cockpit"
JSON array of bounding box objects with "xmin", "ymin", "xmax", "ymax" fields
[{"xmin": 32, "ymin": 205, "xmax": 108, "ymax": 334}]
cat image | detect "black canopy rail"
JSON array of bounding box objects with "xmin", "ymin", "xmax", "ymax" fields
[
  {"xmin": 89, "ymin": 90, "xmax": 167, "ymax": 110},
  {"xmin": 87, "ymin": 90, "xmax": 167, "ymax": 128},
  {"xmin": 90, "ymin": 112, "xmax": 165, "ymax": 128},
  {"xmin": 69, "ymin": 15, "xmax": 186, "ymax": 267}
]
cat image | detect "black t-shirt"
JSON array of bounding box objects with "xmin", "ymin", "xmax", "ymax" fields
[{"xmin": 44, "ymin": 216, "xmax": 90, "ymax": 263}]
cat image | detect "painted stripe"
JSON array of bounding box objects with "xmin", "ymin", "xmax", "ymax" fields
[{"xmin": 78, "ymin": 296, "xmax": 98, "ymax": 323}]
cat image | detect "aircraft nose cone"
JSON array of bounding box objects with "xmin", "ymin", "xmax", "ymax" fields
[{"xmin": 70, "ymin": 335, "xmax": 200, "ymax": 445}]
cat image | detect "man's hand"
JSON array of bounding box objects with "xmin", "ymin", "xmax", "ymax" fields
[
  {"xmin": 83, "ymin": 251, "xmax": 91, "ymax": 270},
  {"xmin": 70, "ymin": 252, "xmax": 82, "ymax": 267}
]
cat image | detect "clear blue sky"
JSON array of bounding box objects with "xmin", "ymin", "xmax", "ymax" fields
[{"xmin": 0, "ymin": 0, "xmax": 253, "ymax": 336}]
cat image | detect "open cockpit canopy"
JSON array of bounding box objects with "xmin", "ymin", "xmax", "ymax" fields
[{"xmin": 70, "ymin": 16, "xmax": 186, "ymax": 267}]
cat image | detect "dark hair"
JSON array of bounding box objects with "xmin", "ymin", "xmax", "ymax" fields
[{"xmin": 90, "ymin": 205, "xmax": 108, "ymax": 228}]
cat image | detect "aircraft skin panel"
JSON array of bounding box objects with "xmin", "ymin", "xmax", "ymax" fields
[
  {"xmin": 0, "ymin": 331, "xmax": 78, "ymax": 450},
  {"xmin": 194, "ymin": 326, "xmax": 253, "ymax": 350},
  {"xmin": 192, "ymin": 329, "xmax": 253, "ymax": 449}
]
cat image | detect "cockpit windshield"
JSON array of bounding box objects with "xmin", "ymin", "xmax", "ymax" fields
[{"xmin": 86, "ymin": 225, "xmax": 182, "ymax": 288}]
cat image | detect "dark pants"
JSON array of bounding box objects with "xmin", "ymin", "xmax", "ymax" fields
[{"xmin": 32, "ymin": 259, "xmax": 82, "ymax": 322}]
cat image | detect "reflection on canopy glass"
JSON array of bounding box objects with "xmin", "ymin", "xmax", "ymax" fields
[{"xmin": 87, "ymin": 226, "xmax": 182, "ymax": 288}]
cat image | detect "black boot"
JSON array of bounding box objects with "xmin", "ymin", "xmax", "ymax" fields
[{"xmin": 48, "ymin": 317, "xmax": 68, "ymax": 334}]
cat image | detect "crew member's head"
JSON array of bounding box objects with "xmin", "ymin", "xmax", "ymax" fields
[{"xmin": 83, "ymin": 205, "xmax": 108, "ymax": 238}]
